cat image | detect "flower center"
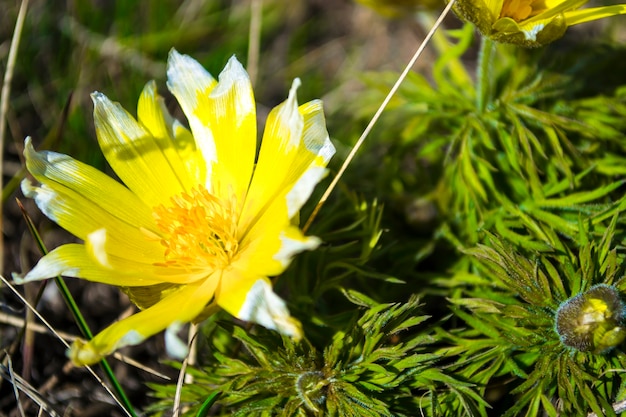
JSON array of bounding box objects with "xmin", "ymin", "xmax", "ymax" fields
[
  {"xmin": 499, "ymin": 0, "xmax": 546, "ymax": 21},
  {"xmin": 152, "ymin": 187, "xmax": 239, "ymax": 271}
]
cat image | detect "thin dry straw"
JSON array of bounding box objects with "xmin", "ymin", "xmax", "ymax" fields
[
  {"xmin": 6, "ymin": 355, "xmax": 26, "ymax": 417},
  {"xmin": 1, "ymin": 357, "xmax": 60, "ymax": 417},
  {"xmin": 0, "ymin": 0, "xmax": 30, "ymax": 274},
  {"xmin": 247, "ymin": 0, "xmax": 263, "ymax": 87},
  {"xmin": 173, "ymin": 329, "xmax": 200, "ymax": 417},
  {"xmin": 0, "ymin": 310, "xmax": 171, "ymax": 379},
  {"xmin": 303, "ymin": 0, "xmax": 457, "ymax": 233},
  {"xmin": 0, "ymin": 275, "xmax": 133, "ymax": 417}
]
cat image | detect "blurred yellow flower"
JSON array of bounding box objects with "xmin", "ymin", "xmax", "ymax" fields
[
  {"xmin": 16, "ymin": 50, "xmax": 335, "ymax": 366},
  {"xmin": 355, "ymin": 0, "xmax": 442, "ymax": 17},
  {"xmin": 453, "ymin": 0, "xmax": 626, "ymax": 46}
]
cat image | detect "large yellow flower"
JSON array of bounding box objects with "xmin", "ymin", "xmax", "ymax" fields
[
  {"xmin": 453, "ymin": 0, "xmax": 626, "ymax": 46},
  {"xmin": 16, "ymin": 50, "xmax": 335, "ymax": 366}
]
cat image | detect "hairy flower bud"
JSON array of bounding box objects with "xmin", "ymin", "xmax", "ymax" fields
[
  {"xmin": 452, "ymin": 0, "xmax": 626, "ymax": 47},
  {"xmin": 556, "ymin": 284, "xmax": 626, "ymax": 354}
]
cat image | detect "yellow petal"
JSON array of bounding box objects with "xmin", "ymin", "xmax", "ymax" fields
[
  {"xmin": 532, "ymin": 0, "xmax": 586, "ymax": 20},
  {"xmin": 84, "ymin": 228, "xmax": 210, "ymax": 284},
  {"xmin": 23, "ymin": 137, "xmax": 154, "ymax": 232},
  {"xmin": 69, "ymin": 277, "xmax": 218, "ymax": 366},
  {"xmin": 203, "ymin": 56, "xmax": 257, "ymax": 207},
  {"xmin": 137, "ymin": 80, "xmax": 205, "ymax": 189},
  {"xmin": 484, "ymin": 0, "xmax": 504, "ymax": 17},
  {"xmin": 236, "ymin": 202, "xmax": 320, "ymax": 277},
  {"xmin": 13, "ymin": 244, "xmax": 157, "ymax": 286},
  {"xmin": 240, "ymin": 81, "xmax": 334, "ymax": 233},
  {"xmin": 564, "ymin": 5, "xmax": 626, "ymax": 26},
  {"xmin": 21, "ymin": 178, "xmax": 164, "ymax": 261},
  {"xmin": 166, "ymin": 49, "xmax": 218, "ymax": 185},
  {"xmin": 215, "ymin": 271, "xmax": 302, "ymax": 340},
  {"xmin": 286, "ymin": 100, "xmax": 334, "ymax": 216},
  {"xmin": 92, "ymin": 92, "xmax": 185, "ymax": 206},
  {"xmin": 274, "ymin": 226, "xmax": 321, "ymax": 267}
]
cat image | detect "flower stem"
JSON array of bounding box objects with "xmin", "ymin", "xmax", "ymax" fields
[{"xmin": 476, "ymin": 35, "xmax": 495, "ymax": 113}]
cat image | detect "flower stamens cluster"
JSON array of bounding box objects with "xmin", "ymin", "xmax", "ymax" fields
[
  {"xmin": 500, "ymin": 0, "xmax": 546, "ymax": 21},
  {"xmin": 153, "ymin": 187, "xmax": 239, "ymax": 271}
]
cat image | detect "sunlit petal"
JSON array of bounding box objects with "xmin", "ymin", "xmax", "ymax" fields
[
  {"xmin": 137, "ymin": 81, "xmax": 204, "ymax": 190},
  {"xmin": 166, "ymin": 49, "xmax": 218, "ymax": 184},
  {"xmin": 23, "ymin": 137, "xmax": 154, "ymax": 232},
  {"xmin": 204, "ymin": 56, "xmax": 256, "ymax": 206},
  {"xmin": 13, "ymin": 244, "xmax": 156, "ymax": 286},
  {"xmin": 70, "ymin": 277, "xmax": 218, "ymax": 366},
  {"xmin": 564, "ymin": 5, "xmax": 626, "ymax": 26},
  {"xmin": 215, "ymin": 271, "xmax": 302, "ymax": 340},
  {"xmin": 241, "ymin": 81, "xmax": 335, "ymax": 233},
  {"xmin": 93, "ymin": 93, "xmax": 188, "ymax": 206}
]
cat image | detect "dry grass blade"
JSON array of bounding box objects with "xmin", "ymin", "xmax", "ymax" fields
[
  {"xmin": 173, "ymin": 327, "xmax": 200, "ymax": 417},
  {"xmin": 112, "ymin": 353, "xmax": 172, "ymax": 381},
  {"xmin": 0, "ymin": 275, "xmax": 133, "ymax": 417},
  {"xmin": 0, "ymin": 312, "xmax": 78, "ymax": 342},
  {"xmin": 0, "ymin": 311, "xmax": 171, "ymax": 380},
  {"xmin": 247, "ymin": 0, "xmax": 263, "ymax": 87},
  {"xmin": 0, "ymin": 0, "xmax": 30, "ymax": 275},
  {"xmin": 5, "ymin": 354, "xmax": 26, "ymax": 417},
  {"xmin": 1, "ymin": 357, "xmax": 60, "ymax": 417},
  {"xmin": 303, "ymin": 0, "xmax": 457, "ymax": 233}
]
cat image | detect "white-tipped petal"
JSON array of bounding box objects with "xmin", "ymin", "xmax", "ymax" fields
[
  {"xmin": 69, "ymin": 277, "xmax": 218, "ymax": 366},
  {"xmin": 300, "ymin": 100, "xmax": 335, "ymax": 162},
  {"xmin": 13, "ymin": 244, "xmax": 160, "ymax": 286},
  {"xmin": 274, "ymin": 232, "xmax": 321, "ymax": 267},
  {"xmin": 238, "ymin": 280, "xmax": 302, "ymax": 340},
  {"xmin": 281, "ymin": 78, "xmax": 304, "ymax": 149},
  {"xmin": 92, "ymin": 92, "xmax": 186, "ymax": 205},
  {"xmin": 286, "ymin": 166, "xmax": 327, "ymax": 218},
  {"xmin": 203, "ymin": 55, "xmax": 256, "ymax": 204},
  {"xmin": 13, "ymin": 245, "xmax": 81, "ymax": 283},
  {"xmin": 166, "ymin": 49, "xmax": 218, "ymax": 182}
]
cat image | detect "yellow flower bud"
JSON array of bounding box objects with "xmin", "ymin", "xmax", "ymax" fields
[
  {"xmin": 556, "ymin": 284, "xmax": 626, "ymax": 354},
  {"xmin": 452, "ymin": 0, "xmax": 626, "ymax": 47}
]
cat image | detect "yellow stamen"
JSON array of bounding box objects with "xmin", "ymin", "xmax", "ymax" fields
[
  {"xmin": 152, "ymin": 187, "xmax": 239, "ymax": 271},
  {"xmin": 500, "ymin": 0, "xmax": 546, "ymax": 21}
]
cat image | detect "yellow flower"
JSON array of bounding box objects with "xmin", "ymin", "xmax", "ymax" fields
[
  {"xmin": 453, "ymin": 0, "xmax": 626, "ymax": 46},
  {"xmin": 15, "ymin": 50, "xmax": 335, "ymax": 366}
]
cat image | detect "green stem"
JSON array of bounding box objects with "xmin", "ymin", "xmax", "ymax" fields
[
  {"xmin": 476, "ymin": 35, "xmax": 495, "ymax": 113},
  {"xmin": 20, "ymin": 202, "xmax": 138, "ymax": 417}
]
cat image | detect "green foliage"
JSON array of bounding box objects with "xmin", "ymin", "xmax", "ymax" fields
[
  {"xmin": 441, "ymin": 224, "xmax": 626, "ymax": 416},
  {"xmin": 328, "ymin": 20, "xmax": 626, "ymax": 416},
  {"xmin": 143, "ymin": 21, "xmax": 626, "ymax": 417},
  {"xmin": 5, "ymin": 2, "xmax": 626, "ymax": 416},
  {"xmin": 148, "ymin": 293, "xmax": 482, "ymax": 416}
]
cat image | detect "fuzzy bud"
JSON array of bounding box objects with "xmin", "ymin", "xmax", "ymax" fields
[{"xmin": 555, "ymin": 284, "xmax": 626, "ymax": 354}]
